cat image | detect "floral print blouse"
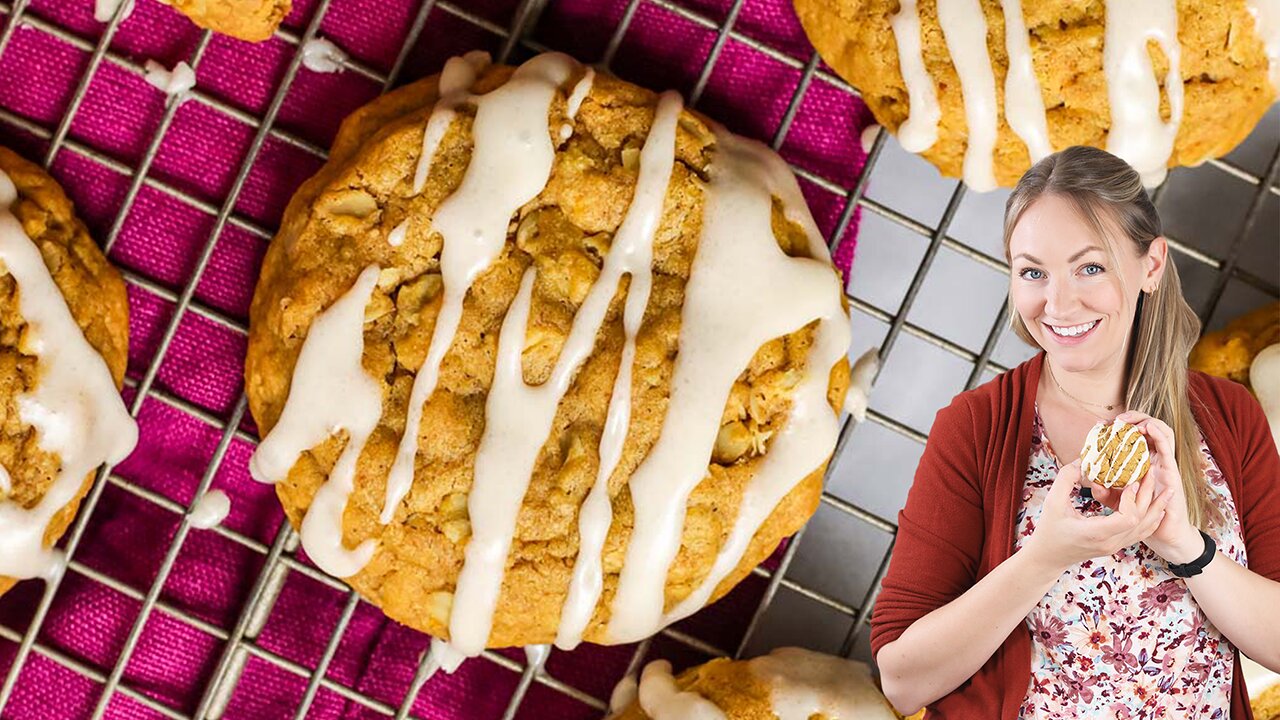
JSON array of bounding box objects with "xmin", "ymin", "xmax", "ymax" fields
[{"xmin": 1016, "ymin": 407, "xmax": 1247, "ymax": 719}]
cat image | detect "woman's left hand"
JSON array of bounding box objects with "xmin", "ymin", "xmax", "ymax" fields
[{"xmin": 1088, "ymin": 411, "xmax": 1204, "ymax": 564}]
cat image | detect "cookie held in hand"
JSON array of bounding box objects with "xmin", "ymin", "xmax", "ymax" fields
[{"xmin": 1080, "ymin": 418, "xmax": 1151, "ymax": 490}]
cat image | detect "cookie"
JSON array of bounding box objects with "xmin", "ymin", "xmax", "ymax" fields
[
  {"xmin": 608, "ymin": 647, "xmax": 899, "ymax": 719},
  {"xmin": 1189, "ymin": 301, "xmax": 1280, "ymax": 394},
  {"xmin": 1257, "ymin": 684, "xmax": 1280, "ymax": 720},
  {"xmin": 1245, "ymin": 655, "xmax": 1280, "ymax": 720},
  {"xmin": 244, "ymin": 51, "xmax": 852, "ymax": 653},
  {"xmin": 793, "ymin": 0, "xmax": 1279, "ymax": 190},
  {"xmin": 1253, "ymin": 344, "xmax": 1280, "ymax": 474},
  {"xmin": 0, "ymin": 147, "xmax": 136, "ymax": 597},
  {"xmin": 1081, "ymin": 418, "xmax": 1151, "ymax": 490},
  {"xmin": 162, "ymin": 0, "xmax": 290, "ymax": 42}
]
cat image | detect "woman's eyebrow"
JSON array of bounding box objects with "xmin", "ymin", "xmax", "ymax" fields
[
  {"xmin": 1012, "ymin": 246, "xmax": 1105, "ymax": 265},
  {"xmin": 1068, "ymin": 245, "xmax": 1105, "ymax": 262}
]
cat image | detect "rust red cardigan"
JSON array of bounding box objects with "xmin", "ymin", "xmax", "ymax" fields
[{"xmin": 870, "ymin": 352, "xmax": 1280, "ymax": 719}]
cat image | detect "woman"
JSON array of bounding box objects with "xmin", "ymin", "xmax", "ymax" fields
[{"xmin": 871, "ymin": 145, "xmax": 1280, "ymax": 718}]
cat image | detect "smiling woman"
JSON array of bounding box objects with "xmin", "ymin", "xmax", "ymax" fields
[
  {"xmin": 869, "ymin": 146, "xmax": 1280, "ymax": 719},
  {"xmin": 1002, "ymin": 149, "xmax": 1212, "ymax": 529}
]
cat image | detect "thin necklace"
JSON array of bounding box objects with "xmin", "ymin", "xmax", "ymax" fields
[{"xmin": 1046, "ymin": 361, "xmax": 1120, "ymax": 420}]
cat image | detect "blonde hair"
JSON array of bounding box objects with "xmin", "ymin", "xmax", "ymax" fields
[{"xmin": 1003, "ymin": 145, "xmax": 1217, "ymax": 530}]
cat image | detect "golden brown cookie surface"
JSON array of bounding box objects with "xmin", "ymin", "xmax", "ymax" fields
[
  {"xmin": 611, "ymin": 648, "xmax": 898, "ymax": 719},
  {"xmin": 793, "ymin": 0, "xmax": 1276, "ymax": 187},
  {"xmin": 610, "ymin": 657, "xmax": 775, "ymax": 720},
  {"xmin": 0, "ymin": 147, "xmax": 131, "ymax": 598},
  {"xmin": 1256, "ymin": 682, "xmax": 1280, "ymax": 720},
  {"xmin": 245, "ymin": 59, "xmax": 850, "ymax": 648},
  {"xmin": 162, "ymin": 0, "xmax": 290, "ymax": 42},
  {"xmin": 1189, "ymin": 301, "xmax": 1280, "ymax": 394}
]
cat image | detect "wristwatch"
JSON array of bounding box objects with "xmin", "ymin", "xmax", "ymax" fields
[{"xmin": 1167, "ymin": 531, "xmax": 1216, "ymax": 578}]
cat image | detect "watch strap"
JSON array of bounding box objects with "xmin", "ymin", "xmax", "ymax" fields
[{"xmin": 1167, "ymin": 531, "xmax": 1216, "ymax": 578}]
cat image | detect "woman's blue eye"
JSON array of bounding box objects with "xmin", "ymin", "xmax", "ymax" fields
[
  {"xmin": 1019, "ymin": 268, "xmax": 1045, "ymax": 280},
  {"xmin": 1082, "ymin": 263, "xmax": 1105, "ymax": 276}
]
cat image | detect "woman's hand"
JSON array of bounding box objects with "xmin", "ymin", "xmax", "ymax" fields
[
  {"xmin": 1024, "ymin": 458, "xmax": 1173, "ymax": 573},
  {"xmin": 1088, "ymin": 411, "xmax": 1203, "ymax": 564}
]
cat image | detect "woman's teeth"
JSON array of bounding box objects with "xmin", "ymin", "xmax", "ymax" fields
[{"xmin": 1048, "ymin": 320, "xmax": 1098, "ymax": 337}]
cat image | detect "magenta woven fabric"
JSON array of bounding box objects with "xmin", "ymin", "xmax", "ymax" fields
[{"xmin": 0, "ymin": 0, "xmax": 872, "ymax": 717}]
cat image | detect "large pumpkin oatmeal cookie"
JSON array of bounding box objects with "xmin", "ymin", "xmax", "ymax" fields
[{"xmin": 245, "ymin": 51, "xmax": 853, "ymax": 656}]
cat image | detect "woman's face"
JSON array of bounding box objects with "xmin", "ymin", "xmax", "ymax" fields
[{"xmin": 1008, "ymin": 194, "xmax": 1165, "ymax": 375}]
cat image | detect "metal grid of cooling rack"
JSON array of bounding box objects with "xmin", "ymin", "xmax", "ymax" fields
[{"xmin": 0, "ymin": 0, "xmax": 1277, "ymax": 717}]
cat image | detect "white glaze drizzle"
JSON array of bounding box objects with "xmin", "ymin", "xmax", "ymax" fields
[
  {"xmin": 301, "ymin": 38, "xmax": 348, "ymax": 74},
  {"xmin": 844, "ymin": 346, "xmax": 880, "ymax": 423},
  {"xmin": 1080, "ymin": 418, "xmax": 1149, "ymax": 488},
  {"xmin": 860, "ymin": 123, "xmax": 881, "ymax": 154},
  {"xmin": 554, "ymin": 90, "xmax": 682, "ymax": 652},
  {"xmin": 1000, "ymin": 0, "xmax": 1054, "ymax": 163},
  {"xmin": 384, "ymin": 52, "xmax": 574, "ymax": 529},
  {"xmin": 411, "ymin": 51, "xmax": 491, "ymax": 196},
  {"xmin": 387, "ymin": 219, "xmax": 408, "ymax": 248},
  {"xmin": 454, "ymin": 88, "xmax": 680, "ymax": 647},
  {"xmin": 936, "ymin": 0, "xmax": 1000, "ymax": 191},
  {"xmin": 0, "ymin": 464, "xmax": 10, "ymax": 495},
  {"xmin": 143, "ymin": 60, "xmax": 196, "ymax": 97},
  {"xmin": 747, "ymin": 648, "xmax": 899, "ymax": 720},
  {"xmin": 1103, "ymin": 0, "xmax": 1183, "ymax": 189},
  {"xmin": 523, "ymin": 643, "xmax": 551, "ymax": 671},
  {"xmin": 608, "ymin": 127, "xmax": 849, "ymax": 643},
  {"xmin": 43, "ymin": 552, "xmax": 67, "ymax": 582},
  {"xmin": 249, "ymin": 266, "xmax": 381, "ymax": 578},
  {"xmin": 566, "ymin": 67, "xmax": 595, "ymax": 120},
  {"xmin": 1250, "ymin": 343, "xmax": 1280, "ymax": 451},
  {"xmin": 433, "ymin": 637, "xmax": 469, "ymax": 673},
  {"xmin": 560, "ymin": 68, "xmax": 596, "ymax": 142},
  {"xmin": 637, "ymin": 660, "xmax": 726, "ymax": 720},
  {"xmin": 94, "ymin": 0, "xmax": 135, "ymax": 23},
  {"xmin": 890, "ymin": 0, "xmax": 942, "ymax": 153},
  {"xmin": 447, "ymin": 267, "xmax": 540, "ymax": 654},
  {"xmin": 607, "ymin": 673, "xmax": 639, "ymax": 716},
  {"xmin": 0, "ymin": 169, "xmax": 138, "ymax": 580},
  {"xmin": 189, "ymin": 489, "xmax": 231, "ymax": 529},
  {"xmin": 414, "ymin": 636, "xmax": 469, "ymax": 685},
  {"xmin": 1246, "ymin": 0, "xmax": 1280, "ymax": 91}
]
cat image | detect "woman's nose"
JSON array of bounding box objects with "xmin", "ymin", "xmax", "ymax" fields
[{"xmin": 1044, "ymin": 277, "xmax": 1077, "ymax": 317}]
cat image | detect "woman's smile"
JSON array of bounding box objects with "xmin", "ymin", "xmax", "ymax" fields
[{"xmin": 1043, "ymin": 318, "xmax": 1102, "ymax": 345}]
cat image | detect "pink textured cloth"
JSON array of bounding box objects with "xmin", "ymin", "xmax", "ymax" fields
[{"xmin": 0, "ymin": 0, "xmax": 871, "ymax": 717}]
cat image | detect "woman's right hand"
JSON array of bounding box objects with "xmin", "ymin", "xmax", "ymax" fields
[{"xmin": 1023, "ymin": 459, "xmax": 1173, "ymax": 572}]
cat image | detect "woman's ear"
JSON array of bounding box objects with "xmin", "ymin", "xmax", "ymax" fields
[{"xmin": 1144, "ymin": 236, "xmax": 1169, "ymax": 293}]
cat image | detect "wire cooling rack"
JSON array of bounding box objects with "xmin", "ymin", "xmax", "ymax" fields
[{"xmin": 0, "ymin": 0, "xmax": 1277, "ymax": 717}]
